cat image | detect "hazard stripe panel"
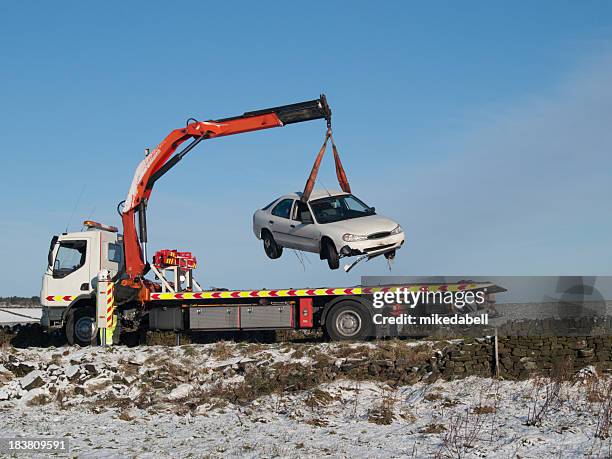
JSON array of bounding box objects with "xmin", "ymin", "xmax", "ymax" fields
[
  {"xmin": 45, "ymin": 295, "xmax": 77, "ymax": 302},
  {"xmin": 149, "ymin": 283, "xmax": 490, "ymax": 301}
]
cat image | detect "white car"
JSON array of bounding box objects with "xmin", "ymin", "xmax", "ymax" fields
[{"xmin": 253, "ymin": 190, "xmax": 404, "ymax": 270}]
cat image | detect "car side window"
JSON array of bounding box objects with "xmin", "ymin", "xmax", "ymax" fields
[
  {"xmin": 53, "ymin": 240, "xmax": 87, "ymax": 278},
  {"xmin": 293, "ymin": 201, "xmax": 313, "ymax": 222},
  {"xmin": 271, "ymin": 199, "xmax": 294, "ymax": 219}
]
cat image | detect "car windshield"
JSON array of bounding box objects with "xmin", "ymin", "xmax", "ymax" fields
[{"xmin": 309, "ymin": 194, "xmax": 375, "ymax": 224}]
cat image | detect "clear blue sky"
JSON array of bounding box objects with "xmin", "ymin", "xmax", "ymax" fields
[{"xmin": 1, "ymin": 1, "xmax": 611, "ymax": 296}]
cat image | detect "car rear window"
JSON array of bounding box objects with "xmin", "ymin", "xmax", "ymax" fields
[{"xmin": 262, "ymin": 199, "xmax": 277, "ymax": 210}]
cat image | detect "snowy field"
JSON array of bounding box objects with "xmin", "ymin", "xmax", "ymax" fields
[
  {"xmin": 1, "ymin": 343, "xmax": 611, "ymax": 458},
  {"xmin": 0, "ymin": 308, "xmax": 41, "ymax": 325}
]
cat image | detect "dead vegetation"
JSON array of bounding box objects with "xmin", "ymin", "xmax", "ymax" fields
[
  {"xmin": 584, "ymin": 372, "xmax": 612, "ymax": 440},
  {"xmin": 367, "ymin": 392, "xmax": 396, "ymax": 425},
  {"xmin": 421, "ymin": 423, "xmax": 446, "ymax": 434},
  {"xmin": 525, "ymin": 357, "xmax": 573, "ymax": 427},
  {"xmin": 436, "ymin": 409, "xmax": 487, "ymax": 458},
  {"xmin": 211, "ymin": 341, "xmax": 234, "ymax": 360},
  {"xmin": 305, "ymin": 388, "xmax": 337, "ymax": 408},
  {"xmin": 473, "ymin": 405, "xmax": 496, "ymax": 415}
]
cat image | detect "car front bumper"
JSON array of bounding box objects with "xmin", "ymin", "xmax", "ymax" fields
[{"xmin": 339, "ymin": 233, "xmax": 405, "ymax": 257}]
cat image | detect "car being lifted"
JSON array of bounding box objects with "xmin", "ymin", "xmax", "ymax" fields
[{"xmin": 253, "ymin": 189, "xmax": 404, "ymax": 270}]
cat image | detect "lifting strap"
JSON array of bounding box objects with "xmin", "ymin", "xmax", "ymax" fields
[{"xmin": 301, "ymin": 127, "xmax": 351, "ymax": 202}]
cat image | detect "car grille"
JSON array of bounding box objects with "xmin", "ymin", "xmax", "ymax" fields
[
  {"xmin": 364, "ymin": 243, "xmax": 395, "ymax": 253},
  {"xmin": 367, "ymin": 231, "xmax": 391, "ymax": 240}
]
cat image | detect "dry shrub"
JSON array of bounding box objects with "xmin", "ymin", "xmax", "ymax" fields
[
  {"xmin": 583, "ymin": 369, "xmax": 609, "ymax": 403},
  {"xmin": 421, "ymin": 423, "xmax": 446, "ymax": 434},
  {"xmin": 367, "ymin": 393, "xmax": 396, "ymax": 425},
  {"xmin": 436, "ymin": 409, "xmax": 487, "ymax": 458},
  {"xmin": 211, "ymin": 341, "xmax": 234, "ymax": 360},
  {"xmin": 442, "ymin": 397, "xmax": 459, "ymax": 408},
  {"xmin": 399, "ymin": 406, "xmax": 416, "ymax": 423},
  {"xmin": 594, "ymin": 380, "xmax": 612, "ymax": 439},
  {"xmin": 118, "ymin": 410, "xmax": 136, "ymax": 421},
  {"xmin": 551, "ymin": 355, "xmax": 574, "ymax": 382},
  {"xmin": 526, "ymin": 377, "xmax": 564, "ymax": 427},
  {"xmin": 425, "ymin": 392, "xmax": 443, "ymax": 402},
  {"xmin": 306, "ymin": 418, "xmax": 328, "ymax": 427},
  {"xmin": 26, "ymin": 393, "xmax": 52, "ymax": 406},
  {"xmin": 473, "ymin": 405, "xmax": 496, "ymax": 415},
  {"xmin": 182, "ymin": 345, "xmax": 198, "ymax": 357},
  {"xmin": 369, "ymin": 340, "xmax": 433, "ymax": 365},
  {"xmin": 331, "ymin": 344, "xmax": 372, "ymax": 359},
  {"xmin": 203, "ymin": 362, "xmax": 325, "ymax": 405},
  {"xmin": 244, "ymin": 343, "xmax": 266, "ymax": 356},
  {"xmin": 305, "ymin": 389, "xmax": 337, "ymax": 408}
]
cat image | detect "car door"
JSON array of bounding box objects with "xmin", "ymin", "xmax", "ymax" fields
[
  {"xmin": 288, "ymin": 201, "xmax": 320, "ymax": 252},
  {"xmin": 269, "ymin": 198, "xmax": 296, "ymax": 247}
]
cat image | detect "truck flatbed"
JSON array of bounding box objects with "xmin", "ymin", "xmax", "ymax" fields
[{"xmin": 149, "ymin": 281, "xmax": 501, "ymax": 302}]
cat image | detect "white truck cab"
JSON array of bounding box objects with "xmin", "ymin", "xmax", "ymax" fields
[{"xmin": 41, "ymin": 221, "xmax": 123, "ymax": 336}]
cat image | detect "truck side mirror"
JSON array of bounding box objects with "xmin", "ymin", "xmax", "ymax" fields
[
  {"xmin": 300, "ymin": 211, "xmax": 313, "ymax": 224},
  {"xmin": 47, "ymin": 235, "xmax": 58, "ymax": 267}
]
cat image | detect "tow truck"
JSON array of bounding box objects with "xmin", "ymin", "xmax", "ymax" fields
[{"xmin": 40, "ymin": 95, "xmax": 500, "ymax": 345}]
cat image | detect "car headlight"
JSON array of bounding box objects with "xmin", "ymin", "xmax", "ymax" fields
[
  {"xmin": 390, "ymin": 225, "xmax": 403, "ymax": 235},
  {"xmin": 342, "ymin": 233, "xmax": 368, "ymax": 242}
]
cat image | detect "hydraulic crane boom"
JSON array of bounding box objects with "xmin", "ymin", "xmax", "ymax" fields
[{"xmin": 121, "ymin": 95, "xmax": 331, "ymax": 280}]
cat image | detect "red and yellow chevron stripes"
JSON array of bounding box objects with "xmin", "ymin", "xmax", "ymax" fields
[
  {"xmin": 45, "ymin": 295, "xmax": 77, "ymax": 302},
  {"xmin": 106, "ymin": 283, "xmax": 115, "ymax": 329},
  {"xmin": 149, "ymin": 283, "xmax": 488, "ymax": 301}
]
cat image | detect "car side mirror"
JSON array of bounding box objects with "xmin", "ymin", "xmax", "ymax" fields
[
  {"xmin": 300, "ymin": 211, "xmax": 313, "ymax": 224},
  {"xmin": 369, "ymin": 206, "xmax": 376, "ymax": 213}
]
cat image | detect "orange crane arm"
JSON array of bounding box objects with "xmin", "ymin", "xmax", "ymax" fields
[{"xmin": 122, "ymin": 96, "xmax": 331, "ymax": 280}]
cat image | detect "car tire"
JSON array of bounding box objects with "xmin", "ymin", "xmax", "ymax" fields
[
  {"xmin": 325, "ymin": 301, "xmax": 371, "ymax": 341},
  {"xmin": 323, "ymin": 239, "xmax": 339, "ymax": 270},
  {"xmin": 262, "ymin": 230, "xmax": 283, "ymax": 259},
  {"xmin": 66, "ymin": 305, "xmax": 98, "ymax": 346}
]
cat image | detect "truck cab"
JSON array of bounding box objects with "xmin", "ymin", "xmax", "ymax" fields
[{"xmin": 41, "ymin": 221, "xmax": 123, "ymax": 339}]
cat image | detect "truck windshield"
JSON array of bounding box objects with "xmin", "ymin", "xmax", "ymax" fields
[{"xmin": 309, "ymin": 194, "xmax": 375, "ymax": 224}]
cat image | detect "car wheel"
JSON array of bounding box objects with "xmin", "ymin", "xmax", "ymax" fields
[
  {"xmin": 323, "ymin": 239, "xmax": 339, "ymax": 270},
  {"xmin": 325, "ymin": 301, "xmax": 371, "ymax": 341},
  {"xmin": 66, "ymin": 305, "xmax": 98, "ymax": 346},
  {"xmin": 262, "ymin": 230, "xmax": 283, "ymax": 259}
]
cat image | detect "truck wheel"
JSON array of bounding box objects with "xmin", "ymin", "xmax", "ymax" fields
[
  {"xmin": 66, "ymin": 306, "xmax": 98, "ymax": 346},
  {"xmin": 325, "ymin": 301, "xmax": 371, "ymax": 341},
  {"xmin": 262, "ymin": 230, "xmax": 283, "ymax": 259},
  {"xmin": 323, "ymin": 239, "xmax": 339, "ymax": 270}
]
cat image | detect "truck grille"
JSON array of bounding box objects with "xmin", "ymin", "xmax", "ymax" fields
[{"xmin": 368, "ymin": 231, "xmax": 391, "ymax": 240}]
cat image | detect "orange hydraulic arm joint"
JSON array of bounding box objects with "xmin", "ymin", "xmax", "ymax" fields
[{"xmin": 121, "ymin": 95, "xmax": 331, "ymax": 281}]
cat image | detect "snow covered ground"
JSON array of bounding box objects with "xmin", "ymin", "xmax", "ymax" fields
[
  {"xmin": 0, "ymin": 308, "xmax": 41, "ymax": 325},
  {"xmin": 0, "ymin": 342, "xmax": 611, "ymax": 458}
]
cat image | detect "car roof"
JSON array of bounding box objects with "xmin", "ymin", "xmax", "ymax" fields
[{"xmin": 279, "ymin": 189, "xmax": 350, "ymax": 202}]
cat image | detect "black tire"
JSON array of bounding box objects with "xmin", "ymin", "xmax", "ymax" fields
[
  {"xmin": 262, "ymin": 230, "xmax": 283, "ymax": 259},
  {"xmin": 325, "ymin": 301, "xmax": 372, "ymax": 341},
  {"xmin": 66, "ymin": 305, "xmax": 98, "ymax": 346},
  {"xmin": 322, "ymin": 239, "xmax": 340, "ymax": 270}
]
